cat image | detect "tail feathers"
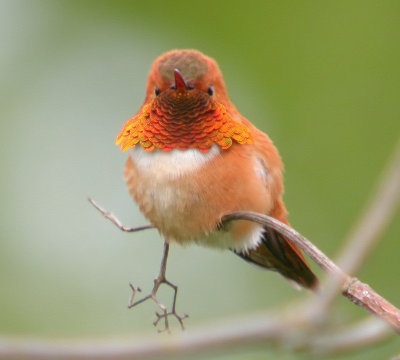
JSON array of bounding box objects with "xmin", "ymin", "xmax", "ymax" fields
[{"xmin": 234, "ymin": 227, "xmax": 318, "ymax": 290}]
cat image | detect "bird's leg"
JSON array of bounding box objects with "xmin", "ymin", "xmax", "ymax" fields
[
  {"xmin": 128, "ymin": 241, "xmax": 188, "ymax": 332},
  {"xmin": 88, "ymin": 199, "xmax": 187, "ymax": 331}
]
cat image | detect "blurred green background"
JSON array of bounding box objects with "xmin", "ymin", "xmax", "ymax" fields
[{"xmin": 1, "ymin": 0, "xmax": 399, "ymax": 359}]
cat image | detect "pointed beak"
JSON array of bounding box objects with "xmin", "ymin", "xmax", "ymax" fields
[{"xmin": 173, "ymin": 69, "xmax": 188, "ymax": 92}]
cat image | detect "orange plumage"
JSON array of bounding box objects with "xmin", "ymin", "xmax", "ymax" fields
[{"xmin": 116, "ymin": 49, "xmax": 317, "ymax": 289}]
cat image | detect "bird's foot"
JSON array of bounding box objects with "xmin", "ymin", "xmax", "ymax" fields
[
  {"xmin": 128, "ymin": 242, "xmax": 187, "ymax": 332},
  {"xmin": 128, "ymin": 277, "xmax": 188, "ymax": 333}
]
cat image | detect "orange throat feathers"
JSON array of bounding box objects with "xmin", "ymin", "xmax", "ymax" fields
[{"xmin": 115, "ymin": 93, "xmax": 252, "ymax": 153}]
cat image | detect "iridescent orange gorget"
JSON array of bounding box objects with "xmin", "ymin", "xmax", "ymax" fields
[{"xmin": 116, "ymin": 70, "xmax": 252, "ymax": 153}]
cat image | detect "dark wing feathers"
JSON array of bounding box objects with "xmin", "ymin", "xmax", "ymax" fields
[{"xmin": 233, "ymin": 227, "xmax": 318, "ymax": 289}]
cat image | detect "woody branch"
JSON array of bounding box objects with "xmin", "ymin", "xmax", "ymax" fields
[{"xmin": 222, "ymin": 211, "xmax": 400, "ymax": 332}]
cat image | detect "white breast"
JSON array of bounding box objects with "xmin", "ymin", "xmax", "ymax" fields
[
  {"xmin": 129, "ymin": 144, "xmax": 221, "ymax": 180},
  {"xmin": 128, "ymin": 145, "xmax": 220, "ymax": 231},
  {"xmin": 128, "ymin": 144, "xmax": 266, "ymax": 252}
]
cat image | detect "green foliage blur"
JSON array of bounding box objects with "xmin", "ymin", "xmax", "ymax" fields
[{"xmin": 1, "ymin": 1, "xmax": 399, "ymax": 359}]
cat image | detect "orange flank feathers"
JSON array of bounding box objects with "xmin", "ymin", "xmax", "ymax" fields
[{"xmin": 116, "ymin": 49, "xmax": 317, "ymax": 289}]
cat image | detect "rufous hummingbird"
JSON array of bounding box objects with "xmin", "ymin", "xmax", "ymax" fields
[{"xmin": 116, "ymin": 50, "xmax": 317, "ymax": 311}]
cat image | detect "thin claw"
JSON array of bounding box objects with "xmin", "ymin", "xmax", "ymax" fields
[
  {"xmin": 153, "ymin": 311, "xmax": 188, "ymax": 331},
  {"xmin": 178, "ymin": 314, "xmax": 189, "ymax": 330},
  {"xmin": 153, "ymin": 311, "xmax": 169, "ymax": 333},
  {"xmin": 128, "ymin": 294, "xmax": 152, "ymax": 309},
  {"xmin": 128, "ymin": 284, "xmax": 143, "ymax": 308}
]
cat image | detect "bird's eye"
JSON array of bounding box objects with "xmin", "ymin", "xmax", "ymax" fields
[
  {"xmin": 155, "ymin": 87, "xmax": 161, "ymax": 96},
  {"xmin": 207, "ymin": 86, "xmax": 214, "ymax": 96}
]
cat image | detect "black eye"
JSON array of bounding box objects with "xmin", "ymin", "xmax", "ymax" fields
[
  {"xmin": 207, "ymin": 86, "xmax": 214, "ymax": 96},
  {"xmin": 155, "ymin": 87, "xmax": 160, "ymax": 96}
]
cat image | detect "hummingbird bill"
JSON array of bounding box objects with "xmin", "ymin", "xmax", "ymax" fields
[{"xmin": 116, "ymin": 49, "xmax": 317, "ymax": 289}]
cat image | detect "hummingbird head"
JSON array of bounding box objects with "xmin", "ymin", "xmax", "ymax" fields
[
  {"xmin": 116, "ymin": 50, "xmax": 252, "ymax": 152},
  {"xmin": 145, "ymin": 49, "xmax": 229, "ymax": 108}
]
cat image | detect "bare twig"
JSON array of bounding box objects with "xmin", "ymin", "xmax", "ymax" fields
[
  {"xmin": 88, "ymin": 197, "xmax": 155, "ymax": 232},
  {"xmin": 89, "ymin": 198, "xmax": 400, "ymax": 332},
  {"xmin": 222, "ymin": 211, "xmax": 400, "ymax": 333},
  {"xmin": 343, "ymin": 279, "xmax": 400, "ymax": 332},
  {"xmin": 88, "ymin": 181, "xmax": 400, "ymax": 333}
]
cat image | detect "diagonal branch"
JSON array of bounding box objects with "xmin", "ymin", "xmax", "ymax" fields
[
  {"xmin": 87, "ymin": 171, "xmax": 400, "ymax": 334},
  {"xmin": 89, "ymin": 197, "xmax": 400, "ymax": 332},
  {"xmin": 222, "ymin": 211, "xmax": 400, "ymax": 333}
]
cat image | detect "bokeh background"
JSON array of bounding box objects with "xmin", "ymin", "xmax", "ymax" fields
[{"xmin": 1, "ymin": 1, "xmax": 399, "ymax": 359}]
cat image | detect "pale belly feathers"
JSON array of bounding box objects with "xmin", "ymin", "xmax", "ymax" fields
[{"xmin": 128, "ymin": 145, "xmax": 267, "ymax": 252}]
